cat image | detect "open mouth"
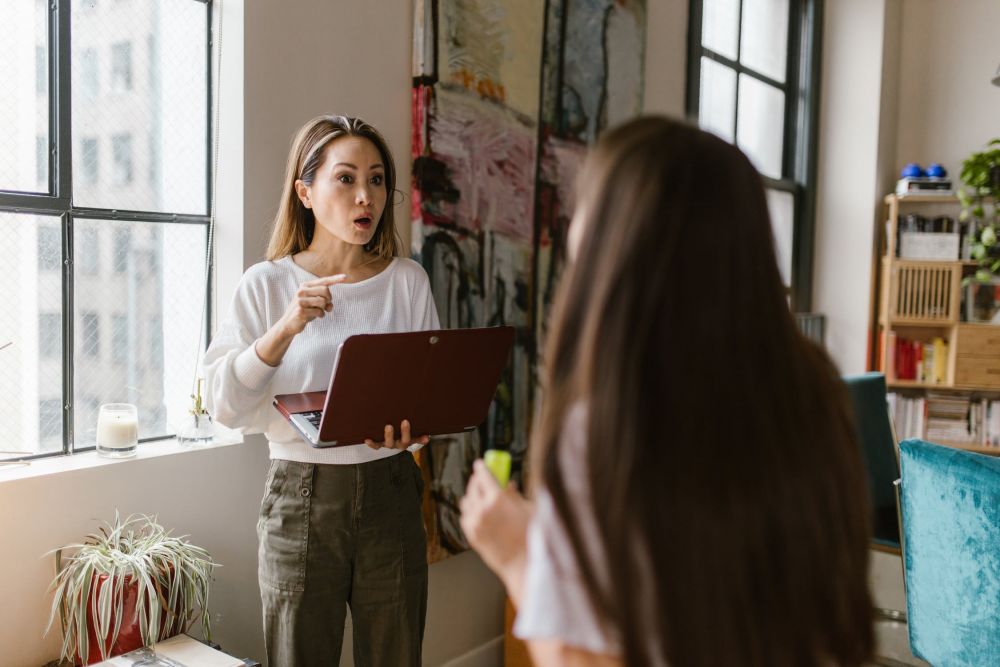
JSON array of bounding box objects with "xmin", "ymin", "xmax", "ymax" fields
[{"xmin": 353, "ymin": 216, "xmax": 372, "ymax": 228}]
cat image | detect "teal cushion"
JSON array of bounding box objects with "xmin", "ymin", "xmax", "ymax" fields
[{"xmin": 899, "ymin": 439, "xmax": 1000, "ymax": 666}]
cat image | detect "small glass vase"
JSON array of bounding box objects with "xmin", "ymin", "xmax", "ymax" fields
[{"xmin": 176, "ymin": 412, "xmax": 215, "ymax": 447}]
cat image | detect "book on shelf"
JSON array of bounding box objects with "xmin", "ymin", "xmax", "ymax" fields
[
  {"xmin": 883, "ymin": 334, "xmax": 948, "ymax": 384},
  {"xmin": 888, "ymin": 393, "xmax": 1000, "ymax": 447}
]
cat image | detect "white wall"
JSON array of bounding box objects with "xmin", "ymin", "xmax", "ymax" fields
[
  {"xmin": 0, "ymin": 441, "xmax": 271, "ymax": 666},
  {"xmin": 812, "ymin": 0, "xmax": 1000, "ymax": 375},
  {"xmin": 894, "ymin": 0, "xmax": 1000, "ymax": 181},
  {"xmin": 812, "ymin": 0, "xmax": 895, "ymax": 374}
]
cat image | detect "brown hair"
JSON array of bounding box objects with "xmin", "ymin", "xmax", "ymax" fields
[
  {"xmin": 266, "ymin": 115, "xmax": 402, "ymax": 261},
  {"xmin": 533, "ymin": 117, "xmax": 873, "ymax": 667}
]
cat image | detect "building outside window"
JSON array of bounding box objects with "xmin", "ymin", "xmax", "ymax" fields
[
  {"xmin": 37, "ymin": 225, "xmax": 61, "ymax": 271},
  {"xmin": 110, "ymin": 41, "xmax": 132, "ymax": 92},
  {"xmin": 39, "ymin": 313, "xmax": 61, "ymax": 358},
  {"xmin": 0, "ymin": 1, "xmax": 211, "ymax": 459},
  {"xmin": 80, "ymin": 47, "xmax": 99, "ymax": 98},
  {"xmin": 112, "ymin": 314, "xmax": 128, "ymax": 364},
  {"xmin": 80, "ymin": 312, "xmax": 100, "ymax": 359},
  {"xmin": 81, "ymin": 138, "xmax": 99, "ymax": 186},
  {"xmin": 36, "ymin": 136, "xmax": 47, "ymax": 188},
  {"xmin": 111, "ymin": 133, "xmax": 133, "ymax": 185},
  {"xmin": 36, "ymin": 45, "xmax": 47, "ymax": 95},
  {"xmin": 78, "ymin": 227, "xmax": 99, "ymax": 275},
  {"xmin": 112, "ymin": 228, "xmax": 130, "ymax": 273}
]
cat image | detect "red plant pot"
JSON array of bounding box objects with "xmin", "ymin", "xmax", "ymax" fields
[{"xmin": 75, "ymin": 572, "xmax": 185, "ymax": 666}]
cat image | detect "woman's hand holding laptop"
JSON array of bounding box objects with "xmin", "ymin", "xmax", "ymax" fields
[{"xmin": 365, "ymin": 419, "xmax": 431, "ymax": 451}]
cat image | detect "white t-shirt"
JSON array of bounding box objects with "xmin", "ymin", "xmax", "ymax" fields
[
  {"xmin": 514, "ymin": 404, "xmax": 665, "ymax": 664},
  {"xmin": 203, "ymin": 255, "xmax": 440, "ymax": 465}
]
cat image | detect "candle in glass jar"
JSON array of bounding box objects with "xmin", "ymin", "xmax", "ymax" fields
[{"xmin": 96, "ymin": 404, "xmax": 138, "ymax": 458}]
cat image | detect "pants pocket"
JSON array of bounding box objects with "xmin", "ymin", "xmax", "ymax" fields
[
  {"xmin": 406, "ymin": 451, "xmax": 425, "ymax": 498},
  {"xmin": 258, "ymin": 460, "xmax": 312, "ymax": 593}
]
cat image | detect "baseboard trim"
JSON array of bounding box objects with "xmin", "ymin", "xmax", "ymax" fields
[{"xmin": 438, "ymin": 634, "xmax": 504, "ymax": 667}]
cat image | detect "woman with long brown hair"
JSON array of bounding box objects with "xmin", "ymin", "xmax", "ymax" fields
[
  {"xmin": 460, "ymin": 117, "xmax": 874, "ymax": 667},
  {"xmin": 204, "ymin": 115, "xmax": 437, "ymax": 666}
]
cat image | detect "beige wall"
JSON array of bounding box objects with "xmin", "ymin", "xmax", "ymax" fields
[
  {"xmin": 812, "ymin": 0, "xmax": 894, "ymax": 374},
  {"xmin": 812, "ymin": 0, "xmax": 1000, "ymax": 375},
  {"xmin": 894, "ymin": 0, "xmax": 1000, "ymax": 180}
]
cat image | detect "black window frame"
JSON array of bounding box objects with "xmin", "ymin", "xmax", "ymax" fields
[
  {"xmin": 0, "ymin": 0, "xmax": 214, "ymax": 460},
  {"xmin": 686, "ymin": 0, "xmax": 824, "ymax": 311}
]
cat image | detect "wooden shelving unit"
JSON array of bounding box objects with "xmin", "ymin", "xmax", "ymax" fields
[{"xmin": 873, "ymin": 194, "xmax": 1000, "ymax": 455}]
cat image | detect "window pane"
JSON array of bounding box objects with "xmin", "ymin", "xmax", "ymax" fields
[
  {"xmin": 766, "ymin": 188, "xmax": 794, "ymax": 287},
  {"xmin": 112, "ymin": 133, "xmax": 134, "ymax": 185},
  {"xmin": 0, "ymin": 1, "xmax": 49, "ymax": 193},
  {"xmin": 0, "ymin": 212, "xmax": 64, "ymax": 458},
  {"xmin": 740, "ymin": 0, "xmax": 789, "ymax": 82},
  {"xmin": 72, "ymin": 0, "xmax": 208, "ymax": 214},
  {"xmin": 81, "ymin": 47, "xmax": 99, "ymax": 98},
  {"xmin": 702, "ymin": 0, "xmax": 739, "ymax": 60},
  {"xmin": 73, "ymin": 219, "xmax": 207, "ymax": 447},
  {"xmin": 81, "ymin": 137, "xmax": 99, "ymax": 187},
  {"xmin": 736, "ymin": 74, "xmax": 785, "ymax": 179},
  {"xmin": 37, "ymin": 224, "xmax": 62, "ymax": 272},
  {"xmin": 698, "ymin": 57, "xmax": 737, "ymax": 143},
  {"xmin": 111, "ymin": 42, "xmax": 133, "ymax": 92},
  {"xmin": 78, "ymin": 227, "xmax": 99, "ymax": 275}
]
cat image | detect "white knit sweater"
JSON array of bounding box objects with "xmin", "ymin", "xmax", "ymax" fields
[{"xmin": 203, "ymin": 255, "xmax": 441, "ymax": 464}]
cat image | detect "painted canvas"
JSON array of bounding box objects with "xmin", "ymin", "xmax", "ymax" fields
[{"xmin": 412, "ymin": 0, "xmax": 646, "ymax": 561}]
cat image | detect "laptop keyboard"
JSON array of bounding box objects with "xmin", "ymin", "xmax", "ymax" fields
[{"xmin": 302, "ymin": 411, "xmax": 322, "ymax": 428}]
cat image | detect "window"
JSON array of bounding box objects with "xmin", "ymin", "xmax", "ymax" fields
[
  {"xmin": 0, "ymin": 2, "xmax": 211, "ymax": 460},
  {"xmin": 687, "ymin": 0, "xmax": 822, "ymax": 310},
  {"xmin": 110, "ymin": 41, "xmax": 132, "ymax": 91},
  {"xmin": 113, "ymin": 228, "xmax": 130, "ymax": 272},
  {"xmin": 78, "ymin": 228, "xmax": 99, "ymax": 275},
  {"xmin": 81, "ymin": 138, "xmax": 99, "ymax": 185},
  {"xmin": 112, "ymin": 134, "xmax": 133, "ymax": 185},
  {"xmin": 80, "ymin": 312, "xmax": 100, "ymax": 359},
  {"xmin": 39, "ymin": 313, "xmax": 62, "ymax": 358},
  {"xmin": 80, "ymin": 48, "xmax": 99, "ymax": 98},
  {"xmin": 112, "ymin": 314, "xmax": 128, "ymax": 364},
  {"xmin": 36, "ymin": 136, "xmax": 47, "ymax": 188},
  {"xmin": 39, "ymin": 398, "xmax": 63, "ymax": 443},
  {"xmin": 38, "ymin": 225, "xmax": 61, "ymax": 271},
  {"xmin": 36, "ymin": 46, "xmax": 47, "ymax": 96}
]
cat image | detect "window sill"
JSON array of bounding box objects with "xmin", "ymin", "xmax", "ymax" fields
[{"xmin": 0, "ymin": 426, "xmax": 246, "ymax": 485}]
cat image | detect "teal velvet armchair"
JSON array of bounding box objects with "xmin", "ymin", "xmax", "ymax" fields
[{"xmin": 898, "ymin": 438, "xmax": 1000, "ymax": 666}]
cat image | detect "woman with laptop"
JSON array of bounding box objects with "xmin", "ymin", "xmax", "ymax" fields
[
  {"xmin": 204, "ymin": 115, "xmax": 437, "ymax": 666},
  {"xmin": 459, "ymin": 118, "xmax": 876, "ymax": 666}
]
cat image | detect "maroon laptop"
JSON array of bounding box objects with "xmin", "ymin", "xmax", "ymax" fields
[{"xmin": 273, "ymin": 326, "xmax": 514, "ymax": 447}]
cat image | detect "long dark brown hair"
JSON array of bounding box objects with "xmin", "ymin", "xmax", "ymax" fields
[
  {"xmin": 266, "ymin": 115, "xmax": 401, "ymax": 261},
  {"xmin": 533, "ymin": 117, "xmax": 873, "ymax": 667}
]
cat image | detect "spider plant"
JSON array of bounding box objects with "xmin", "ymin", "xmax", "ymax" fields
[{"xmin": 44, "ymin": 512, "xmax": 218, "ymax": 664}]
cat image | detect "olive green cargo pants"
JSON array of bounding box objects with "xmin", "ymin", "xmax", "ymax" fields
[{"xmin": 257, "ymin": 453, "xmax": 427, "ymax": 666}]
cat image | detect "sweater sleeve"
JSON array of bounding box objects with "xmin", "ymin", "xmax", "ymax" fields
[
  {"xmin": 202, "ymin": 271, "xmax": 280, "ymax": 433},
  {"xmin": 413, "ymin": 264, "xmax": 441, "ymax": 331}
]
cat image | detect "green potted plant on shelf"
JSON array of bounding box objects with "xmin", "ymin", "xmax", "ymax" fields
[
  {"xmin": 958, "ymin": 138, "xmax": 1000, "ymax": 283},
  {"xmin": 45, "ymin": 512, "xmax": 218, "ymax": 665}
]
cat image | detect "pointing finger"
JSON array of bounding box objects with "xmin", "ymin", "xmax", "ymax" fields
[{"xmin": 304, "ymin": 274, "xmax": 349, "ymax": 288}]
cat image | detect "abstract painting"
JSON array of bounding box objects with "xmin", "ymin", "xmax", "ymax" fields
[{"xmin": 411, "ymin": 0, "xmax": 646, "ymax": 561}]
